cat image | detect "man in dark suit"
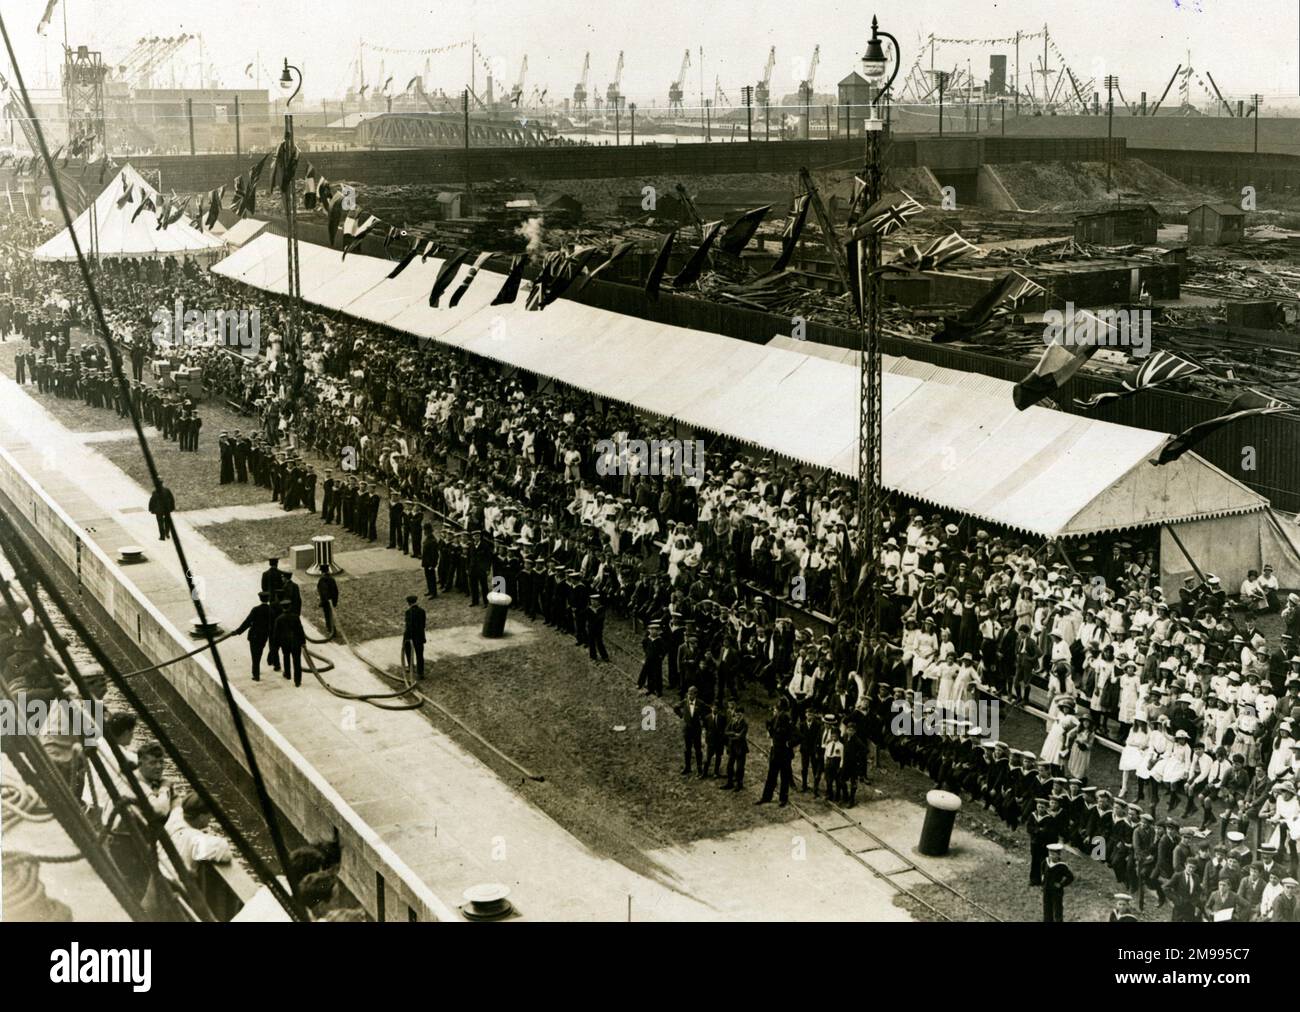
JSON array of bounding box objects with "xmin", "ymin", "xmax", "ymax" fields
[
  {"xmin": 467, "ymin": 531, "xmax": 493, "ymax": 607},
  {"xmin": 233, "ymin": 591, "xmax": 275, "ymax": 680},
  {"xmin": 317, "ymin": 564, "xmax": 339, "ymax": 637},
  {"xmin": 757, "ymin": 697, "xmax": 796, "ymax": 806},
  {"xmin": 586, "ymin": 593, "xmax": 609, "ymax": 662},
  {"xmin": 1167, "ymin": 859, "xmax": 1204, "ymax": 922},
  {"xmin": 261, "ymin": 558, "xmax": 285, "ymax": 602},
  {"xmin": 273, "ymin": 603, "xmax": 306, "ymax": 687},
  {"xmin": 147, "ymin": 482, "xmax": 176, "ymax": 541},
  {"xmin": 677, "ymin": 685, "xmax": 706, "ymax": 777},
  {"xmin": 402, "ymin": 594, "xmax": 427, "ymax": 680},
  {"xmin": 723, "ymin": 702, "xmax": 749, "ymax": 790},
  {"xmin": 703, "ymin": 702, "xmax": 728, "ymax": 778},
  {"xmin": 420, "ymin": 526, "xmax": 440, "ymax": 598}
]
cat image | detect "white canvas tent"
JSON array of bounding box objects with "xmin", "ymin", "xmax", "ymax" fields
[
  {"xmin": 33, "ymin": 164, "xmax": 225, "ymax": 262},
  {"xmin": 211, "ymin": 234, "xmax": 1300, "ymax": 593}
]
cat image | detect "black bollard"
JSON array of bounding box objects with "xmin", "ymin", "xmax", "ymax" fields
[{"xmin": 918, "ymin": 789, "xmax": 962, "ymax": 856}]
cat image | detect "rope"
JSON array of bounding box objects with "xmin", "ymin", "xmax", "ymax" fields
[{"xmin": 1, "ymin": 780, "xmax": 53, "ymax": 829}]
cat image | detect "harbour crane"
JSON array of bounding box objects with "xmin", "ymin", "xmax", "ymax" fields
[
  {"xmin": 606, "ymin": 51, "xmax": 624, "ymax": 110},
  {"xmin": 668, "ymin": 49, "xmax": 690, "ymax": 116},
  {"xmin": 573, "ymin": 52, "xmax": 589, "ymax": 115},
  {"xmin": 509, "ymin": 55, "xmax": 527, "ymax": 107},
  {"xmin": 797, "ymin": 44, "xmax": 819, "ymax": 106},
  {"xmin": 754, "ymin": 46, "xmax": 775, "ymax": 106}
]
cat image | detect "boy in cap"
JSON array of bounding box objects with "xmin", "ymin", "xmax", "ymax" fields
[{"xmin": 1042, "ymin": 843, "xmax": 1074, "ymax": 922}]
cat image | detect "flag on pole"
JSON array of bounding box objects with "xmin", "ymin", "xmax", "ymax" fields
[
  {"xmin": 491, "ymin": 255, "xmax": 526, "ymax": 305},
  {"xmin": 537, "ymin": 246, "xmax": 601, "ymax": 308},
  {"xmin": 846, "ymin": 189, "xmax": 924, "ymax": 242},
  {"xmin": 386, "ymin": 243, "xmax": 420, "ymax": 279},
  {"xmin": 116, "ymin": 180, "xmax": 135, "ymax": 209},
  {"xmin": 769, "ymin": 195, "xmax": 810, "ymax": 273},
  {"xmin": 301, "ymin": 164, "xmax": 320, "ymax": 209},
  {"xmin": 572, "ymin": 240, "xmax": 635, "ymax": 294},
  {"xmin": 202, "ymin": 186, "xmax": 223, "ymax": 230},
  {"xmin": 429, "ymin": 249, "xmax": 469, "ymax": 306},
  {"xmin": 885, "ymin": 231, "xmax": 979, "ymax": 273},
  {"xmin": 36, "ymin": 0, "xmax": 59, "ymax": 36},
  {"xmin": 931, "ymin": 271, "xmax": 1042, "ymax": 344},
  {"xmin": 1152, "ymin": 390, "xmax": 1291, "ymax": 465},
  {"xmin": 1012, "ymin": 311, "xmax": 1113, "ymax": 410},
  {"xmin": 672, "ymin": 220, "xmax": 724, "ymax": 289},
  {"xmin": 1074, "ymin": 350, "xmax": 1202, "ymax": 409},
  {"xmin": 449, "ymin": 251, "xmax": 494, "ymax": 307},
  {"xmin": 644, "ymin": 230, "xmax": 676, "ymax": 300},
  {"xmin": 718, "ymin": 205, "xmax": 771, "ymax": 256},
  {"xmin": 342, "ymin": 213, "xmax": 379, "ymax": 258},
  {"xmin": 130, "ymin": 194, "xmax": 156, "ymax": 224}
]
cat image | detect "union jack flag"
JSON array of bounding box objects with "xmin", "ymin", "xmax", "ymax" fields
[
  {"xmin": 848, "ymin": 189, "xmax": 924, "ymax": 240},
  {"xmin": 886, "ymin": 231, "xmax": 979, "ymax": 273},
  {"xmin": 1074, "ymin": 349, "xmax": 1202, "ymax": 409}
]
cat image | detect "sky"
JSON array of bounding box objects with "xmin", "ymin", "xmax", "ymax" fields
[{"xmin": 3, "ymin": 0, "xmax": 1298, "ymax": 109}]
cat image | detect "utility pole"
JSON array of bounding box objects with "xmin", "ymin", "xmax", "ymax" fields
[
  {"xmin": 1252, "ymin": 93, "xmax": 1262, "ymax": 182},
  {"xmin": 705, "ymin": 99, "xmax": 711, "ymax": 142},
  {"xmin": 630, "ymin": 102, "xmax": 636, "ymax": 147},
  {"xmin": 743, "ymin": 85, "xmax": 753, "ymax": 141},
  {"xmin": 1105, "ymin": 74, "xmax": 1118, "ymax": 192},
  {"xmin": 937, "ymin": 71, "xmax": 948, "ymax": 136},
  {"xmin": 1014, "ymin": 30, "xmax": 1020, "ymax": 114},
  {"xmin": 765, "ymin": 99, "xmax": 770, "ymax": 141},
  {"xmin": 615, "ymin": 100, "xmax": 620, "ymax": 145},
  {"xmin": 463, "ymin": 88, "xmax": 471, "ymax": 197}
]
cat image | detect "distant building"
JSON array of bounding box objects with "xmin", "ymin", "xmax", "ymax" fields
[
  {"xmin": 837, "ymin": 71, "xmax": 874, "ymax": 138},
  {"xmin": 1072, "ymin": 204, "xmax": 1160, "ymax": 246},
  {"xmin": 540, "ymin": 192, "xmax": 583, "ymax": 224},
  {"xmin": 1186, "ymin": 202, "xmax": 1246, "ymax": 245}
]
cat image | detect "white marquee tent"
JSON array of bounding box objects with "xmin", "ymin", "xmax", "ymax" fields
[
  {"xmin": 212, "ymin": 234, "xmax": 1300, "ymax": 592},
  {"xmin": 33, "ymin": 164, "xmax": 225, "ymax": 262}
]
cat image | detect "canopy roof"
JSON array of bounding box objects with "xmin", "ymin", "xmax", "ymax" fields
[
  {"xmin": 33, "ymin": 164, "xmax": 225, "ymax": 262},
  {"xmin": 213, "ymin": 234, "xmax": 1268, "ymax": 538}
]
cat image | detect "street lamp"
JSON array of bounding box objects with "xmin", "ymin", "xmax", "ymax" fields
[
  {"xmin": 279, "ymin": 59, "xmax": 302, "ymax": 357},
  {"xmin": 855, "ymin": 14, "xmax": 900, "ymax": 656}
]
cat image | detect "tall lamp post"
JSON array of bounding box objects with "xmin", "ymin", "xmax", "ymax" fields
[
  {"xmin": 279, "ymin": 59, "xmax": 302, "ymax": 357},
  {"xmin": 856, "ymin": 15, "xmax": 899, "ymax": 655}
]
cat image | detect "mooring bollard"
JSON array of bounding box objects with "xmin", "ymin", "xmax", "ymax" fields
[
  {"xmin": 918, "ymin": 789, "xmax": 962, "ymax": 857},
  {"xmin": 481, "ymin": 591, "xmax": 512, "ymax": 638}
]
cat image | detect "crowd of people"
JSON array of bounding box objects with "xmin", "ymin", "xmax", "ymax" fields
[{"xmin": 4, "ymin": 216, "xmax": 1300, "ymax": 920}]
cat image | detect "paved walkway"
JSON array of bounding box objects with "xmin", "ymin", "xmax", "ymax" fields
[{"xmin": 0, "ymin": 375, "xmax": 938, "ymax": 920}]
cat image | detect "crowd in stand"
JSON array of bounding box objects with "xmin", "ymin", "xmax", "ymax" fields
[{"xmin": 4, "ymin": 217, "xmax": 1300, "ymax": 919}]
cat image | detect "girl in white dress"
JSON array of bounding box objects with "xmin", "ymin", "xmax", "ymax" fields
[
  {"xmin": 1138, "ymin": 718, "xmax": 1171, "ymax": 806},
  {"xmin": 1161, "ymin": 729, "xmax": 1193, "ymax": 812},
  {"xmin": 1118, "ymin": 719, "xmax": 1149, "ymax": 800},
  {"xmin": 1117, "ymin": 666, "xmax": 1141, "ymax": 738}
]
